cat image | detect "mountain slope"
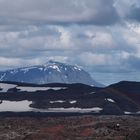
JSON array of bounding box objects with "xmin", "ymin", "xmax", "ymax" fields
[
  {"xmin": 0, "ymin": 60, "xmax": 101, "ymax": 86},
  {"xmin": 107, "ymin": 81, "xmax": 140, "ymax": 105}
]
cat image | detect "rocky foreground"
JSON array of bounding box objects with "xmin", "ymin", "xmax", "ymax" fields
[{"xmin": 0, "ymin": 115, "xmax": 139, "ymax": 140}]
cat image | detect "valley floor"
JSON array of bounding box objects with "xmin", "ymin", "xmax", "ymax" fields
[{"xmin": 0, "ymin": 115, "xmax": 139, "ymax": 140}]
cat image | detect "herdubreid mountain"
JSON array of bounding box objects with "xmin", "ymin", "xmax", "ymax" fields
[{"xmin": 0, "ymin": 60, "xmax": 101, "ymax": 87}]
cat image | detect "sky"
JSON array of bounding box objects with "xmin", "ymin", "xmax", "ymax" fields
[{"xmin": 0, "ymin": 0, "xmax": 140, "ymax": 85}]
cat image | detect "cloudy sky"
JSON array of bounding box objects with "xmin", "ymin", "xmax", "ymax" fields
[{"xmin": 0, "ymin": 0, "xmax": 140, "ymax": 84}]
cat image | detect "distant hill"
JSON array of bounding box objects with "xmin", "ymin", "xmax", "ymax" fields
[{"xmin": 107, "ymin": 81, "xmax": 140, "ymax": 105}]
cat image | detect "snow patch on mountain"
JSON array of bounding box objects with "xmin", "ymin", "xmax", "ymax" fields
[
  {"xmin": 48, "ymin": 65, "xmax": 61, "ymax": 72},
  {"xmin": 0, "ymin": 73, "xmax": 6, "ymax": 81}
]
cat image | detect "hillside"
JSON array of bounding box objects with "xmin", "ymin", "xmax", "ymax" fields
[{"xmin": 0, "ymin": 81, "xmax": 139, "ymax": 115}]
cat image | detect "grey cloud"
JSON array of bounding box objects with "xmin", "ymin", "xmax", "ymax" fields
[
  {"xmin": 127, "ymin": 5, "xmax": 140, "ymax": 22},
  {"xmin": 0, "ymin": 0, "xmax": 119, "ymax": 26},
  {"xmin": 125, "ymin": 55, "xmax": 140, "ymax": 70},
  {"xmin": 18, "ymin": 26, "xmax": 61, "ymax": 38}
]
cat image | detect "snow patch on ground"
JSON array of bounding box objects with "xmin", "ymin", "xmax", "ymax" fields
[
  {"xmin": 0, "ymin": 83, "xmax": 17, "ymax": 92},
  {"xmin": 124, "ymin": 111, "xmax": 132, "ymax": 115},
  {"xmin": 50, "ymin": 100, "xmax": 65, "ymax": 103},
  {"xmin": 0, "ymin": 100, "xmax": 32, "ymax": 112},
  {"xmin": 136, "ymin": 111, "xmax": 140, "ymax": 114},
  {"xmin": 16, "ymin": 86, "xmax": 67, "ymax": 92},
  {"xmin": 69, "ymin": 100, "xmax": 77, "ymax": 104},
  {"xmin": 0, "ymin": 83, "xmax": 67, "ymax": 92},
  {"xmin": 45, "ymin": 107, "xmax": 103, "ymax": 113},
  {"xmin": 0, "ymin": 100, "xmax": 102, "ymax": 113},
  {"xmin": 124, "ymin": 111, "xmax": 140, "ymax": 115},
  {"xmin": 89, "ymin": 92, "xmax": 95, "ymax": 94},
  {"xmin": 106, "ymin": 98, "xmax": 115, "ymax": 103}
]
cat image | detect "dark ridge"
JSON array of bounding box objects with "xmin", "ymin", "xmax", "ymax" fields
[
  {"xmin": 109, "ymin": 81, "xmax": 140, "ymax": 89},
  {"xmin": 107, "ymin": 81, "xmax": 140, "ymax": 105}
]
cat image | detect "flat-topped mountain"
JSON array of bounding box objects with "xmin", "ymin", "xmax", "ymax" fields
[{"xmin": 0, "ymin": 60, "xmax": 102, "ymax": 86}]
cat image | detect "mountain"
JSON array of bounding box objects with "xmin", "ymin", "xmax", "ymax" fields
[
  {"xmin": 0, "ymin": 81, "xmax": 139, "ymax": 115},
  {"xmin": 0, "ymin": 60, "xmax": 102, "ymax": 86}
]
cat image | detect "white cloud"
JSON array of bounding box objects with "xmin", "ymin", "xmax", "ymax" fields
[
  {"xmin": 57, "ymin": 27, "xmax": 71, "ymax": 47},
  {"xmin": 87, "ymin": 31, "xmax": 115, "ymax": 48},
  {"xmin": 0, "ymin": 57, "xmax": 20, "ymax": 66},
  {"xmin": 78, "ymin": 52, "xmax": 109, "ymax": 66}
]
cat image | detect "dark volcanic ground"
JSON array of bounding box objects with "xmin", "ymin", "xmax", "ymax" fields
[
  {"xmin": 0, "ymin": 115, "xmax": 139, "ymax": 140},
  {"xmin": 0, "ymin": 81, "xmax": 140, "ymax": 115}
]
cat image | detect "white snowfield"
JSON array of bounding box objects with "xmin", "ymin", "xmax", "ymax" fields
[
  {"xmin": 0, "ymin": 83, "xmax": 17, "ymax": 92},
  {"xmin": 0, "ymin": 100, "xmax": 32, "ymax": 112},
  {"xmin": 0, "ymin": 100, "xmax": 103, "ymax": 113},
  {"xmin": 0, "ymin": 83, "xmax": 67, "ymax": 92},
  {"xmin": 0, "ymin": 99, "xmax": 139, "ymax": 114},
  {"xmin": 16, "ymin": 86, "xmax": 67, "ymax": 92},
  {"xmin": 46, "ymin": 107, "xmax": 103, "ymax": 113}
]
